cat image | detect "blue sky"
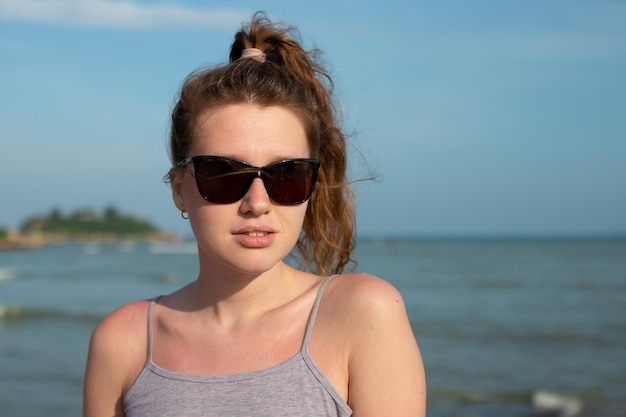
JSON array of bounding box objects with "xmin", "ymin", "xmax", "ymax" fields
[{"xmin": 1, "ymin": 0, "xmax": 625, "ymax": 237}]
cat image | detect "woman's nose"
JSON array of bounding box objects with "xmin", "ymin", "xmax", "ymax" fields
[{"xmin": 239, "ymin": 177, "xmax": 271, "ymax": 215}]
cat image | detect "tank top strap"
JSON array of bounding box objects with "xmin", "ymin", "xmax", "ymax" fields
[
  {"xmin": 302, "ymin": 274, "xmax": 339, "ymax": 351},
  {"xmin": 146, "ymin": 296, "xmax": 161, "ymax": 361}
]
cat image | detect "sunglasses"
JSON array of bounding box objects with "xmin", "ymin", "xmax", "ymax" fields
[{"xmin": 177, "ymin": 156, "xmax": 320, "ymax": 205}]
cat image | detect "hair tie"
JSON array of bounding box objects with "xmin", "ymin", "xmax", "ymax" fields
[{"xmin": 240, "ymin": 48, "xmax": 266, "ymax": 63}]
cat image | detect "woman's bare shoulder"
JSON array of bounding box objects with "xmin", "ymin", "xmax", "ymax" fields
[
  {"xmin": 84, "ymin": 300, "xmax": 155, "ymax": 415},
  {"xmin": 319, "ymin": 272, "xmax": 413, "ymax": 346},
  {"xmin": 91, "ymin": 300, "xmax": 151, "ymax": 341},
  {"xmin": 88, "ymin": 299, "xmax": 153, "ymax": 374},
  {"xmin": 325, "ymin": 273, "xmax": 426, "ymax": 416},
  {"xmin": 325, "ymin": 272, "xmax": 407, "ymax": 314}
]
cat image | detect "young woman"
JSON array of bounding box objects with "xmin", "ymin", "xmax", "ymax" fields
[{"xmin": 84, "ymin": 13, "xmax": 426, "ymax": 417}]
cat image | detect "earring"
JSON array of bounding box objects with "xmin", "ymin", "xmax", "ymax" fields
[{"xmin": 181, "ymin": 211, "xmax": 189, "ymax": 220}]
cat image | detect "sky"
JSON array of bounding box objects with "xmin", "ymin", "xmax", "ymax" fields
[{"xmin": 1, "ymin": 0, "xmax": 625, "ymax": 238}]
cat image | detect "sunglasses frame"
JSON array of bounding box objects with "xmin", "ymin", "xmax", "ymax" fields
[{"xmin": 177, "ymin": 155, "xmax": 321, "ymax": 205}]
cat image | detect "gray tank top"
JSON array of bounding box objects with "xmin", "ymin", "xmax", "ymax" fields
[{"xmin": 124, "ymin": 275, "xmax": 352, "ymax": 417}]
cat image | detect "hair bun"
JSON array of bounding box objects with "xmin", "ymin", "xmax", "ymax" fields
[{"xmin": 239, "ymin": 48, "xmax": 266, "ymax": 63}]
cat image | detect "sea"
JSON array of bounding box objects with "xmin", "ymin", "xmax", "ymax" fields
[{"xmin": 0, "ymin": 237, "xmax": 624, "ymax": 417}]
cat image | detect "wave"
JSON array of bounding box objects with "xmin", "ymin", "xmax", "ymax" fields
[
  {"xmin": 0, "ymin": 304, "xmax": 102, "ymax": 323},
  {"xmin": 149, "ymin": 242, "xmax": 198, "ymax": 254},
  {"xmin": 411, "ymin": 321, "xmax": 624, "ymax": 348},
  {"xmin": 428, "ymin": 387, "xmax": 531, "ymax": 403},
  {"xmin": 429, "ymin": 388, "xmax": 585, "ymax": 417},
  {"xmin": 532, "ymin": 390, "xmax": 584, "ymax": 417},
  {"xmin": 0, "ymin": 268, "xmax": 18, "ymax": 281},
  {"xmin": 82, "ymin": 243, "xmax": 102, "ymax": 255}
]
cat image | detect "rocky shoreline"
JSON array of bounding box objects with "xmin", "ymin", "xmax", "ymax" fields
[{"xmin": 0, "ymin": 231, "xmax": 181, "ymax": 251}]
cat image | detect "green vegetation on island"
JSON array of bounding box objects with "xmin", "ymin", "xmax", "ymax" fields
[
  {"xmin": 1, "ymin": 206, "xmax": 178, "ymax": 250},
  {"xmin": 21, "ymin": 206, "xmax": 159, "ymax": 236}
]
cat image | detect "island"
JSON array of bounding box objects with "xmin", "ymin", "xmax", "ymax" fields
[{"xmin": 0, "ymin": 206, "xmax": 179, "ymax": 251}]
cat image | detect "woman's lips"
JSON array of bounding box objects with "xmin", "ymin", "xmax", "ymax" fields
[{"xmin": 233, "ymin": 228, "xmax": 276, "ymax": 248}]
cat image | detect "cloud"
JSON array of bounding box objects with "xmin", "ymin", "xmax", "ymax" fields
[{"xmin": 0, "ymin": 0, "xmax": 251, "ymax": 30}]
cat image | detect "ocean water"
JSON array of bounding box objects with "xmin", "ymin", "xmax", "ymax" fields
[{"xmin": 0, "ymin": 238, "xmax": 624, "ymax": 417}]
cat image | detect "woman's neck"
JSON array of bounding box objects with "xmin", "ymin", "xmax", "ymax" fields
[{"xmin": 184, "ymin": 261, "xmax": 303, "ymax": 329}]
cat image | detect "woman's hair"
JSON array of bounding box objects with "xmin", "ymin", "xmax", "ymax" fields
[{"xmin": 168, "ymin": 12, "xmax": 356, "ymax": 275}]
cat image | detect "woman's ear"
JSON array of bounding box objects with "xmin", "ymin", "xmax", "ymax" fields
[{"xmin": 169, "ymin": 169, "xmax": 187, "ymax": 212}]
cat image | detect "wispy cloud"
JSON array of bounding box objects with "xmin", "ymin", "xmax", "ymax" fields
[{"xmin": 0, "ymin": 0, "xmax": 252, "ymax": 30}]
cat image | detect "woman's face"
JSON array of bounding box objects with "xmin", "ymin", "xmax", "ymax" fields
[{"xmin": 171, "ymin": 103, "xmax": 311, "ymax": 277}]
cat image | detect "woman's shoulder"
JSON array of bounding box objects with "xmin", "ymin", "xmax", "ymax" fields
[
  {"xmin": 323, "ymin": 273, "xmax": 426, "ymax": 415},
  {"xmin": 85, "ymin": 299, "xmax": 155, "ymax": 397},
  {"xmin": 326, "ymin": 272, "xmax": 406, "ymax": 313},
  {"xmin": 88, "ymin": 299, "xmax": 153, "ymax": 368},
  {"xmin": 319, "ymin": 273, "xmax": 411, "ymax": 339},
  {"xmin": 92, "ymin": 299, "xmax": 152, "ymax": 340}
]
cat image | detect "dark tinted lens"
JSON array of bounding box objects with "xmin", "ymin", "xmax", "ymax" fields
[
  {"xmin": 186, "ymin": 156, "xmax": 320, "ymax": 204},
  {"xmin": 263, "ymin": 160, "xmax": 319, "ymax": 204},
  {"xmin": 194, "ymin": 158, "xmax": 255, "ymax": 203}
]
